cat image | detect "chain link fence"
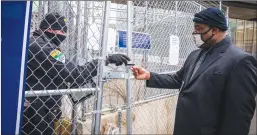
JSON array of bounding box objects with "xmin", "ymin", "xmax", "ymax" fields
[
  {"xmin": 23, "ymin": 1, "xmax": 228, "ymax": 134},
  {"xmin": 24, "ymin": 1, "xmax": 105, "ymax": 134},
  {"xmin": 103, "ymin": 1, "xmax": 228, "ymax": 134}
]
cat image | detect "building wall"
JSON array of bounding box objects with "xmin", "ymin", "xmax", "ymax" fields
[
  {"xmin": 229, "ymin": 19, "xmax": 257, "ymax": 57},
  {"xmin": 229, "ymin": 19, "xmax": 257, "ymax": 135}
]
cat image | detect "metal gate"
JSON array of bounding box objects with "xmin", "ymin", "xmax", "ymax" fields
[{"xmin": 23, "ymin": 1, "xmax": 228, "ymax": 134}]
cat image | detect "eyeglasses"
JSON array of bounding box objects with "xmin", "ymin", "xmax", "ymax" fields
[{"xmin": 193, "ymin": 27, "xmax": 212, "ymax": 35}]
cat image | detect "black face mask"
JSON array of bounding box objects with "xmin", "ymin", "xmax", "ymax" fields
[
  {"xmin": 200, "ymin": 27, "xmax": 214, "ymax": 43},
  {"xmin": 44, "ymin": 32, "xmax": 66, "ymax": 46},
  {"xmin": 194, "ymin": 27, "xmax": 215, "ymax": 48}
]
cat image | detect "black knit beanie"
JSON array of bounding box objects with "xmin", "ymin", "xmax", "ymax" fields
[
  {"xmin": 193, "ymin": 7, "xmax": 228, "ymax": 31},
  {"xmin": 39, "ymin": 12, "xmax": 67, "ymax": 33}
]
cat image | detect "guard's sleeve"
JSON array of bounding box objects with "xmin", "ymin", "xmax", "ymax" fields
[
  {"xmin": 218, "ymin": 55, "xmax": 257, "ymax": 135},
  {"xmin": 28, "ymin": 42, "xmax": 98, "ymax": 87},
  {"xmin": 146, "ymin": 66, "xmax": 184, "ymax": 89}
]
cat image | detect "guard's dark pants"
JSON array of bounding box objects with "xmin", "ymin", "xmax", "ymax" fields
[{"xmin": 22, "ymin": 98, "xmax": 61, "ymax": 135}]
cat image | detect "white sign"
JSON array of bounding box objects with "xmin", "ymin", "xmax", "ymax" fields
[{"xmin": 169, "ymin": 35, "xmax": 180, "ymax": 65}]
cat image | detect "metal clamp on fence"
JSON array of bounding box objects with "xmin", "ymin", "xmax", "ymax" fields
[
  {"xmin": 92, "ymin": 110, "xmax": 102, "ymax": 114},
  {"xmin": 104, "ymin": 64, "xmax": 135, "ymax": 79},
  {"xmin": 104, "ymin": 71, "xmax": 129, "ymax": 79},
  {"xmin": 104, "ymin": 71, "xmax": 135, "ymax": 79}
]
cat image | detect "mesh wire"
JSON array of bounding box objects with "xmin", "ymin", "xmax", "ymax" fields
[
  {"xmin": 24, "ymin": 1, "xmax": 105, "ymax": 134},
  {"xmin": 24, "ymin": 1, "xmax": 228, "ymax": 134},
  {"xmin": 104, "ymin": 1, "xmax": 228, "ymax": 134}
]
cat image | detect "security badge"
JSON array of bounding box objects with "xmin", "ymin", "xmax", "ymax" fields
[{"xmin": 50, "ymin": 49, "xmax": 65, "ymax": 63}]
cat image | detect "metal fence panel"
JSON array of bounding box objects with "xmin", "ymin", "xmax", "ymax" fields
[
  {"xmin": 23, "ymin": 1, "xmax": 105, "ymax": 134},
  {"xmin": 102, "ymin": 1, "xmax": 228, "ymax": 134},
  {"xmin": 131, "ymin": 1, "xmax": 197, "ymax": 133},
  {"xmin": 24, "ymin": 1, "xmax": 228, "ymax": 134}
]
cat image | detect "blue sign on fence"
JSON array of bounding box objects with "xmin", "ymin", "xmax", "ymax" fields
[{"xmin": 117, "ymin": 30, "xmax": 151, "ymax": 49}]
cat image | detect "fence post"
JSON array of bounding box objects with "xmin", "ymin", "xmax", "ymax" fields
[
  {"xmin": 143, "ymin": 1, "xmax": 149, "ymax": 97},
  {"xmin": 43, "ymin": 1, "xmax": 48, "ymax": 15},
  {"xmin": 38, "ymin": 1, "xmax": 42, "ymax": 21},
  {"xmin": 75, "ymin": 1, "xmax": 81, "ymax": 64},
  {"xmin": 71, "ymin": 104, "xmax": 78, "ymax": 135},
  {"xmin": 219, "ymin": 1, "xmax": 222, "ymax": 10},
  {"xmin": 83, "ymin": 1, "xmax": 89, "ymax": 62},
  {"xmin": 117, "ymin": 107, "xmax": 122, "ymax": 133},
  {"xmin": 93, "ymin": 1, "xmax": 111, "ymax": 134},
  {"xmin": 175, "ymin": 1, "xmax": 178, "ymax": 35},
  {"xmin": 126, "ymin": 1, "xmax": 133, "ymax": 134}
]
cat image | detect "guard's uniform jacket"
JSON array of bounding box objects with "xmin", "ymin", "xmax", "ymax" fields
[
  {"xmin": 147, "ymin": 36, "xmax": 257, "ymax": 135},
  {"xmin": 23, "ymin": 30, "xmax": 98, "ymax": 135}
]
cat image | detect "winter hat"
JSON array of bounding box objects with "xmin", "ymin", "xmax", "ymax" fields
[
  {"xmin": 193, "ymin": 7, "xmax": 228, "ymax": 31},
  {"xmin": 39, "ymin": 12, "xmax": 67, "ymax": 33}
]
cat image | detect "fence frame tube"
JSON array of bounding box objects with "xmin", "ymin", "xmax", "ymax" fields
[
  {"xmin": 126, "ymin": 1, "xmax": 133, "ymax": 134},
  {"xmin": 93, "ymin": 1, "xmax": 111, "ymax": 134},
  {"xmin": 24, "ymin": 88, "xmax": 98, "ymax": 97}
]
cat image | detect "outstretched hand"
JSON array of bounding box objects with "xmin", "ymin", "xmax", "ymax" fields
[{"xmin": 131, "ymin": 66, "xmax": 150, "ymax": 80}]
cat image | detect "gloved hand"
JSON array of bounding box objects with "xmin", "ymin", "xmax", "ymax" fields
[{"xmin": 106, "ymin": 54, "xmax": 131, "ymax": 66}]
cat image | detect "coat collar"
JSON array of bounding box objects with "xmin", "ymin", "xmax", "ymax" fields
[{"xmin": 183, "ymin": 36, "xmax": 232, "ymax": 89}]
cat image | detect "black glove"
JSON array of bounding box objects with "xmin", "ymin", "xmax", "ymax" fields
[{"xmin": 106, "ymin": 54, "xmax": 131, "ymax": 66}]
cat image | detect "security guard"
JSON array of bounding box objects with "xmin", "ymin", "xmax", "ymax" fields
[{"xmin": 22, "ymin": 12, "xmax": 130, "ymax": 135}]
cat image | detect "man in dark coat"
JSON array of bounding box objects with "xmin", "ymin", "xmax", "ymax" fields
[
  {"xmin": 132, "ymin": 8, "xmax": 257, "ymax": 135},
  {"xmin": 22, "ymin": 12, "xmax": 130, "ymax": 135}
]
